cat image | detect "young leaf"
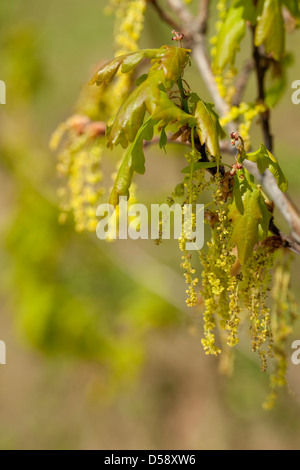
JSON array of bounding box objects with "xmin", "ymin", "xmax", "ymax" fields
[
  {"xmin": 106, "ymin": 71, "xmax": 162, "ymax": 148},
  {"xmin": 107, "ymin": 68, "xmax": 195, "ymax": 149},
  {"xmin": 246, "ymin": 143, "xmax": 288, "ymax": 192},
  {"xmin": 228, "ymin": 187, "xmax": 271, "ymax": 264},
  {"xmin": 255, "ymin": 0, "xmax": 285, "ymax": 61},
  {"xmin": 152, "ymin": 91, "xmax": 196, "ymax": 129},
  {"xmin": 265, "ymin": 55, "xmax": 293, "ymax": 108},
  {"xmin": 109, "ymin": 118, "xmax": 155, "ymax": 207},
  {"xmin": 194, "ymin": 99, "xmax": 222, "ymax": 159},
  {"xmin": 157, "ymin": 46, "xmax": 190, "ymax": 84},
  {"xmin": 159, "ymin": 127, "xmax": 168, "ymax": 151},
  {"xmin": 90, "ymin": 46, "xmax": 190, "ymax": 87},
  {"xmin": 236, "ymin": 0, "xmax": 258, "ymax": 24},
  {"xmin": 135, "ymin": 74, "xmax": 148, "ymax": 86},
  {"xmin": 89, "ymin": 49, "xmax": 165, "ymax": 86},
  {"xmin": 265, "ymin": 70, "xmax": 286, "ymax": 108},
  {"xmin": 213, "ymin": 1, "xmax": 252, "ymax": 72}
]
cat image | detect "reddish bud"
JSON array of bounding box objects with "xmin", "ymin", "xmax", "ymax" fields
[
  {"xmin": 171, "ymin": 30, "xmax": 184, "ymax": 41},
  {"xmin": 230, "ymin": 162, "xmax": 243, "ymax": 176},
  {"xmin": 230, "ymin": 132, "xmax": 239, "ymax": 141}
]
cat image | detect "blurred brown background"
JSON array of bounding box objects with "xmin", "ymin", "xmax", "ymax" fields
[{"xmin": 1, "ymin": 0, "xmax": 300, "ymax": 450}]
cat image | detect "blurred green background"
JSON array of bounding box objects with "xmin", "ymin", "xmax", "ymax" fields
[{"xmin": 1, "ymin": 0, "xmax": 300, "ymax": 450}]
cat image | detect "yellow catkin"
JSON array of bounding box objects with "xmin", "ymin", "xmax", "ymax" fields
[
  {"xmin": 54, "ymin": 125, "xmax": 105, "ymax": 232},
  {"xmin": 263, "ymin": 254, "xmax": 298, "ymax": 409},
  {"xmin": 178, "ymin": 151, "xmax": 211, "ymax": 308},
  {"xmin": 242, "ymin": 248, "xmax": 274, "ymax": 369},
  {"xmin": 220, "ymin": 103, "xmax": 266, "ymax": 150},
  {"xmin": 200, "ymin": 178, "xmax": 237, "ymax": 355},
  {"xmin": 52, "ymin": 0, "xmax": 147, "ymax": 232},
  {"xmin": 109, "ymin": 0, "xmax": 147, "ymax": 111}
]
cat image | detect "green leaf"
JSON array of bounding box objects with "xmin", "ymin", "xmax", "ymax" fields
[
  {"xmin": 236, "ymin": 0, "xmax": 258, "ymax": 24},
  {"xmin": 135, "ymin": 74, "xmax": 148, "ymax": 86},
  {"xmin": 158, "ymin": 46, "xmax": 190, "ymax": 84},
  {"xmin": 152, "ymin": 91, "xmax": 196, "ymax": 129},
  {"xmin": 106, "ymin": 71, "xmax": 162, "ymax": 148},
  {"xmin": 246, "ymin": 143, "xmax": 288, "ymax": 192},
  {"xmin": 109, "ymin": 118, "xmax": 155, "ymax": 207},
  {"xmin": 121, "ymin": 51, "xmax": 145, "ymax": 73},
  {"xmin": 181, "ymin": 161, "xmax": 218, "ymax": 174},
  {"xmin": 265, "ymin": 54, "xmax": 293, "ymax": 108},
  {"xmin": 228, "ymin": 187, "xmax": 271, "ymax": 264},
  {"xmin": 94, "ymin": 47, "xmax": 193, "ymax": 149},
  {"xmin": 89, "ymin": 46, "xmax": 190, "ymax": 87},
  {"xmin": 89, "ymin": 49, "xmax": 165, "ymax": 86},
  {"xmin": 265, "ymin": 71, "xmax": 286, "ymax": 108},
  {"xmin": 232, "ymin": 173, "xmax": 246, "ymax": 214},
  {"xmin": 107, "ymin": 68, "xmax": 196, "ymax": 149},
  {"xmin": 194, "ymin": 99, "xmax": 222, "ymax": 159},
  {"xmin": 213, "ymin": 1, "xmax": 250, "ymax": 72},
  {"xmin": 255, "ymin": 0, "xmax": 285, "ymax": 61},
  {"xmin": 159, "ymin": 127, "xmax": 167, "ymax": 151}
]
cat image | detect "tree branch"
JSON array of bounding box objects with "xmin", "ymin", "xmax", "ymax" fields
[
  {"xmin": 147, "ymin": 0, "xmax": 180, "ymax": 30},
  {"xmin": 166, "ymin": 0, "xmax": 233, "ymax": 127},
  {"xmin": 251, "ymin": 32, "xmax": 300, "ymax": 245},
  {"xmin": 152, "ymin": 0, "xmax": 300, "ymax": 251},
  {"xmin": 252, "ymin": 38, "xmax": 274, "ymax": 152},
  {"xmin": 196, "ymin": 0, "xmax": 210, "ymax": 34},
  {"xmin": 232, "ymin": 60, "xmax": 254, "ymax": 107}
]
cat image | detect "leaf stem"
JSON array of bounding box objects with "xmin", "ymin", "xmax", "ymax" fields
[
  {"xmin": 177, "ymin": 78, "xmax": 189, "ymax": 114},
  {"xmin": 189, "ymin": 127, "xmax": 195, "ymax": 206}
]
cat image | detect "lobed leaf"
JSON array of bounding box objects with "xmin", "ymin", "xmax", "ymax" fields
[
  {"xmin": 246, "ymin": 143, "xmax": 288, "ymax": 192},
  {"xmin": 90, "ymin": 46, "xmax": 190, "ymax": 88},
  {"xmin": 152, "ymin": 91, "xmax": 196, "ymax": 129},
  {"xmin": 255, "ymin": 0, "xmax": 285, "ymax": 61},
  {"xmin": 213, "ymin": 0, "xmax": 255, "ymax": 72},
  {"xmin": 193, "ymin": 98, "xmax": 223, "ymax": 160},
  {"xmin": 159, "ymin": 127, "xmax": 168, "ymax": 151},
  {"xmin": 106, "ymin": 70, "xmax": 162, "ymax": 149},
  {"xmin": 109, "ymin": 118, "xmax": 155, "ymax": 207},
  {"xmin": 157, "ymin": 46, "xmax": 190, "ymax": 84},
  {"xmin": 229, "ymin": 185, "xmax": 271, "ymax": 264},
  {"xmin": 265, "ymin": 55, "xmax": 293, "ymax": 108},
  {"xmin": 89, "ymin": 49, "xmax": 165, "ymax": 86},
  {"xmin": 107, "ymin": 68, "xmax": 196, "ymax": 149}
]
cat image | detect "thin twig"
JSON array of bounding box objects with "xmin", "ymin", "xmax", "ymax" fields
[
  {"xmin": 147, "ymin": 0, "xmax": 180, "ymax": 31},
  {"xmin": 281, "ymin": 234, "xmax": 300, "ymax": 255},
  {"xmin": 166, "ymin": 0, "xmax": 233, "ymax": 126},
  {"xmin": 197, "ymin": 0, "xmax": 210, "ymax": 35},
  {"xmin": 252, "ymin": 34, "xmax": 273, "ymax": 152},
  {"xmin": 232, "ymin": 60, "xmax": 254, "ymax": 107},
  {"xmin": 251, "ymin": 31, "xmax": 300, "ymax": 244}
]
